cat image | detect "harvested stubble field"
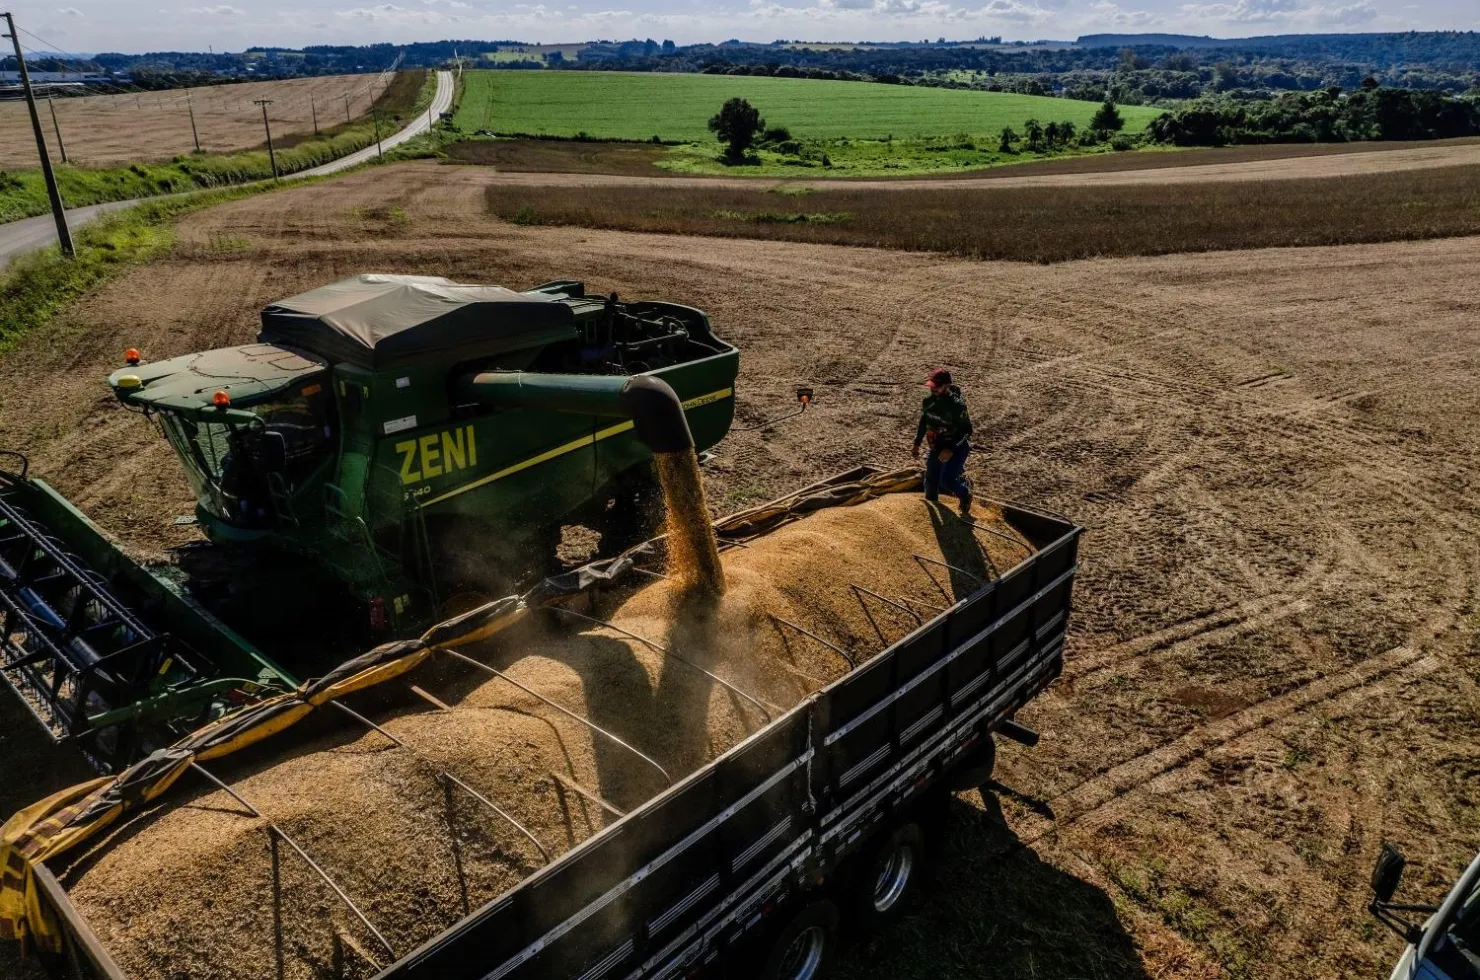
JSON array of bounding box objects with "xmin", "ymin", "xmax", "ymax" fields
[
  {"xmin": 486, "ymin": 162, "xmax": 1480, "ymax": 263},
  {"xmin": 0, "ymin": 73, "xmax": 385, "ymax": 168},
  {"xmin": 2, "ymin": 160, "xmax": 1480, "ymax": 980}
]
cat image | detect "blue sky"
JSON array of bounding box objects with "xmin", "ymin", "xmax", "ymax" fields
[{"xmin": 9, "ymin": 0, "xmax": 1475, "ymax": 56}]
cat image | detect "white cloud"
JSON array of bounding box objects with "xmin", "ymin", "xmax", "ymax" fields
[
  {"xmin": 24, "ymin": 0, "xmax": 1469, "ymax": 51},
  {"xmin": 1088, "ymin": 0, "xmax": 1160, "ymax": 25},
  {"xmin": 1178, "ymin": 0, "xmax": 1374, "ymax": 24},
  {"xmin": 338, "ymin": 1, "xmax": 402, "ymax": 16}
]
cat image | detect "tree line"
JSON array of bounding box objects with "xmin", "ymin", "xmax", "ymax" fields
[{"xmin": 1147, "ymin": 82, "xmax": 1480, "ymax": 145}]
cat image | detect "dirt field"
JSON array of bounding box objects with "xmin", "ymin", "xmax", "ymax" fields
[
  {"xmin": 2, "ymin": 161, "xmax": 1479, "ymax": 980},
  {"xmin": 0, "ymin": 74, "xmax": 385, "ymax": 168},
  {"xmin": 486, "ymin": 163, "xmax": 1480, "ymax": 263}
]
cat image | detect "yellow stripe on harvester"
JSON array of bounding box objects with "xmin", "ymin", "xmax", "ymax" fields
[{"xmin": 420, "ymin": 387, "xmax": 732, "ymax": 507}]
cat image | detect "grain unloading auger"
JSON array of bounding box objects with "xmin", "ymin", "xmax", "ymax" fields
[{"xmin": 0, "ymin": 274, "xmax": 739, "ymax": 771}]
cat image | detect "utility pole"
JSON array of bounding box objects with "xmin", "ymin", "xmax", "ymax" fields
[
  {"xmin": 254, "ymin": 98, "xmax": 278, "ymax": 179},
  {"xmin": 309, "ymin": 92, "xmax": 318, "ymax": 135},
  {"xmin": 46, "ymin": 90, "xmax": 67, "ymax": 163},
  {"xmin": 371, "ymin": 98, "xmax": 383, "ymax": 160},
  {"xmin": 186, "ymin": 89, "xmax": 200, "ymax": 152},
  {"xmin": 2, "ymin": 12, "xmax": 73, "ymax": 257},
  {"xmin": 342, "ymin": 92, "xmax": 351, "ymax": 124}
]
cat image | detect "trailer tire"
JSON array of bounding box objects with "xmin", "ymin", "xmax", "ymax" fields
[
  {"xmin": 944, "ymin": 734, "xmax": 997, "ymax": 792},
  {"xmin": 857, "ymin": 821, "xmax": 926, "ymax": 924},
  {"xmin": 758, "ymin": 900, "xmax": 839, "ymax": 980}
]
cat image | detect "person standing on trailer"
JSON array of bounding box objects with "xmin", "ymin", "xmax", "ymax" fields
[{"xmin": 911, "ymin": 368, "xmax": 974, "ymax": 516}]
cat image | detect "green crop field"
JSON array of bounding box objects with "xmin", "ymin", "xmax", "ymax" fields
[{"xmin": 452, "ymin": 70, "xmax": 1163, "ymax": 141}]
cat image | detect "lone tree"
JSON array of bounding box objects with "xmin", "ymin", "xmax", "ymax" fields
[
  {"xmin": 1023, "ymin": 118, "xmax": 1045, "ymax": 152},
  {"xmin": 709, "ymin": 97, "xmax": 765, "ymax": 161},
  {"xmin": 1090, "ymin": 98, "xmax": 1125, "ymax": 138}
]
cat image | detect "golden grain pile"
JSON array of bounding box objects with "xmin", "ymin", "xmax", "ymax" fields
[{"xmin": 63, "ymin": 493, "xmax": 1032, "ymax": 980}]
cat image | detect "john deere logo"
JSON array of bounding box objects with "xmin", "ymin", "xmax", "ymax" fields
[{"xmin": 397, "ymin": 425, "xmax": 478, "ymax": 484}]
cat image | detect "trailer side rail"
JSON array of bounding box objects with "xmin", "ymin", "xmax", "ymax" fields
[{"xmin": 376, "ymin": 506, "xmax": 1080, "ymax": 980}]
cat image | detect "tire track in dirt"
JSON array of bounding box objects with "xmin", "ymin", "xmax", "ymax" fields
[
  {"xmin": 1067, "ymin": 586, "xmax": 1320, "ymax": 682},
  {"xmin": 1027, "ymin": 646, "xmax": 1445, "ymax": 848},
  {"xmin": 1029, "ymin": 490, "xmax": 1473, "ymax": 840},
  {"xmin": 1058, "ymin": 652, "xmax": 1448, "ymax": 843}
]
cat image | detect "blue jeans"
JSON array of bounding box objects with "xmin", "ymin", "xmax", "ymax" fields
[{"xmin": 924, "ymin": 440, "xmax": 971, "ymax": 504}]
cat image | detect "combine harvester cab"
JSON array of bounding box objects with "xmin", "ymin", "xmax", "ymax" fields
[
  {"xmin": 7, "ymin": 467, "xmax": 1082, "ymax": 980},
  {"xmin": 0, "ymin": 455, "xmax": 293, "ymax": 772},
  {"xmin": 2, "ymin": 275, "xmax": 736, "ymax": 774},
  {"xmin": 106, "ymin": 274, "xmax": 738, "ymax": 636}
]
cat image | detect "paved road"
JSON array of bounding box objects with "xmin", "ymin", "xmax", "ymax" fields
[
  {"xmin": 0, "ymin": 69, "xmax": 454, "ymax": 270},
  {"xmin": 297, "ymin": 68, "xmax": 453, "ymax": 178}
]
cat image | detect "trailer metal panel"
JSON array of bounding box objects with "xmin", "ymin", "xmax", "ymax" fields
[
  {"xmin": 31, "ymin": 485, "xmax": 1079, "ymax": 980},
  {"xmin": 375, "ymin": 500, "xmax": 1080, "ymax": 980}
]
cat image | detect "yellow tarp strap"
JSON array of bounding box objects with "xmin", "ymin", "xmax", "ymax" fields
[
  {"xmin": 0, "ymin": 471, "xmax": 916, "ymax": 949},
  {"xmin": 0, "ymin": 600, "xmax": 530, "ymax": 952},
  {"xmin": 0, "ymin": 778, "xmax": 109, "ymax": 951}
]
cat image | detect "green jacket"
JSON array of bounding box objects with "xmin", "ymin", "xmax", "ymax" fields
[{"xmin": 915, "ymin": 386, "xmax": 973, "ymax": 449}]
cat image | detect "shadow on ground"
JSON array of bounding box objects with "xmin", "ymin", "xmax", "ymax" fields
[{"xmin": 836, "ymin": 789, "xmax": 1149, "ymax": 980}]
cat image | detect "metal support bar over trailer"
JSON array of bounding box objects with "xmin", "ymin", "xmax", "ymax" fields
[
  {"xmin": 544, "ymin": 605, "xmax": 781, "ymax": 719},
  {"xmin": 269, "ymin": 826, "xmax": 396, "ymax": 960},
  {"xmin": 445, "ymin": 650, "xmax": 673, "ymax": 786},
  {"xmin": 185, "ymin": 760, "xmax": 397, "ymax": 961},
  {"xmin": 548, "ymin": 768, "xmax": 626, "ymax": 819},
  {"xmin": 912, "ymin": 552, "xmax": 986, "ymax": 585},
  {"xmin": 189, "ymin": 762, "xmax": 259, "ymax": 817},
  {"xmin": 849, "ymin": 583, "xmax": 922, "ymax": 646},
  {"xmin": 767, "ymin": 613, "xmax": 856, "ymax": 668},
  {"xmin": 965, "ymin": 520, "xmax": 1035, "ymax": 556},
  {"xmin": 329, "ymin": 701, "xmax": 554, "ymax": 864}
]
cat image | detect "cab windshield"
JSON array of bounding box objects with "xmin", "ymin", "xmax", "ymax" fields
[{"xmin": 158, "ymin": 379, "xmax": 335, "ymax": 528}]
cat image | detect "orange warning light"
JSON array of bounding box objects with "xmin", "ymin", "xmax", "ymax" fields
[
  {"xmin": 212, "ymin": 390, "xmax": 231, "ymax": 407},
  {"xmin": 124, "ymin": 348, "xmax": 141, "ymax": 365}
]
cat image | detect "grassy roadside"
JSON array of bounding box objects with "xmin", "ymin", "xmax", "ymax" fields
[
  {"xmin": 655, "ymin": 133, "xmax": 1155, "ymax": 177},
  {"xmin": 0, "ymin": 69, "xmax": 433, "ymax": 225},
  {"xmin": 0, "ymin": 184, "xmax": 282, "ymax": 347},
  {"xmin": 486, "ymin": 162, "xmax": 1480, "ymax": 263}
]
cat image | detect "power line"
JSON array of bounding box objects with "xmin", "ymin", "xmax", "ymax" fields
[{"xmin": 15, "ymin": 24, "xmax": 84, "ymax": 61}]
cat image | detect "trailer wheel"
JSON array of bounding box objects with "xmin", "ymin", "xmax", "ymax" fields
[
  {"xmin": 758, "ymin": 900, "xmax": 839, "ymax": 980},
  {"xmin": 859, "ymin": 821, "xmax": 925, "ymax": 922}
]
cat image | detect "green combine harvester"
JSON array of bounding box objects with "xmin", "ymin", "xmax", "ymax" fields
[{"xmin": 0, "ymin": 274, "xmax": 739, "ymax": 770}]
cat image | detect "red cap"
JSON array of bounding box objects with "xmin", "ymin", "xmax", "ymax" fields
[{"xmin": 926, "ymin": 368, "xmax": 952, "ymax": 388}]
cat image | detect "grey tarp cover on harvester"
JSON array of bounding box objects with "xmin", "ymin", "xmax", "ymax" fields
[{"xmin": 259, "ymin": 274, "xmax": 579, "ymax": 369}]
